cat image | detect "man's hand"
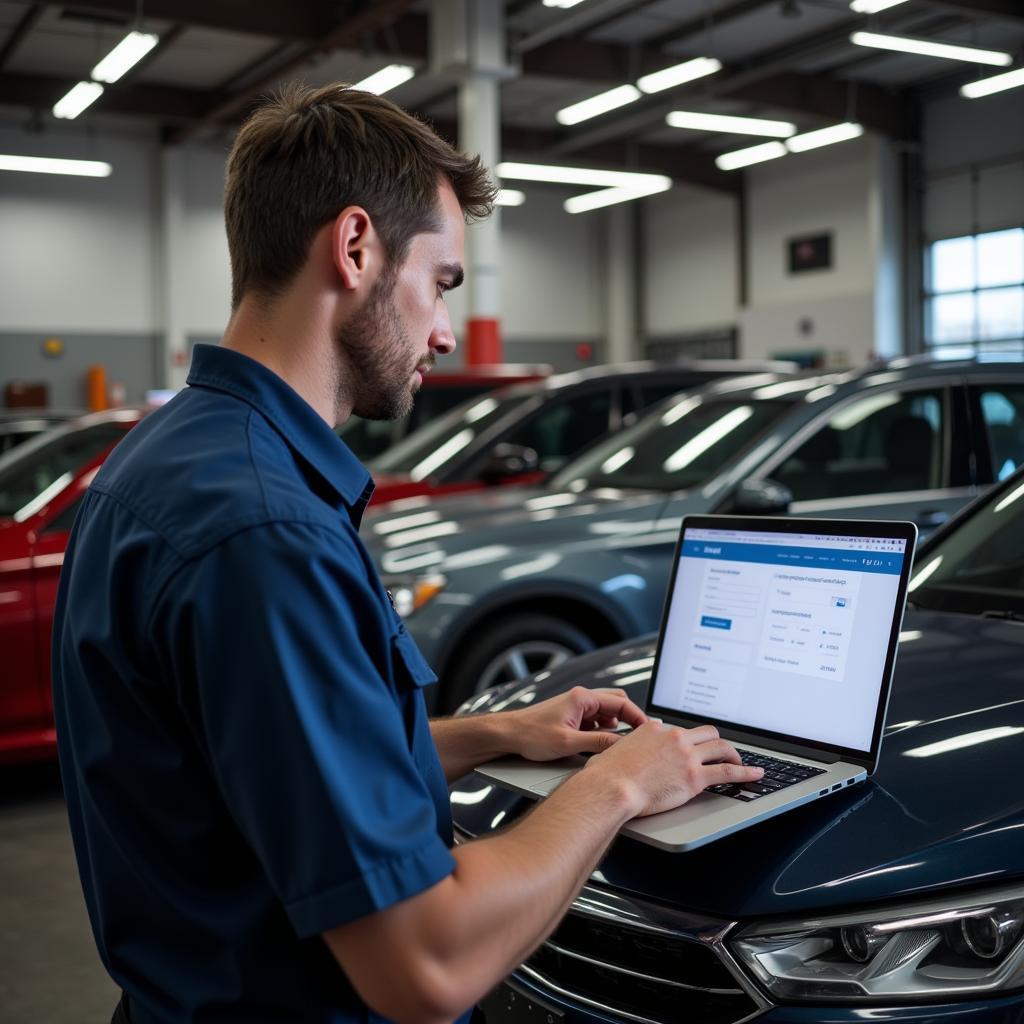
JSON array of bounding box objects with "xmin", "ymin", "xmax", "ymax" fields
[
  {"xmin": 504, "ymin": 686, "xmax": 648, "ymax": 762},
  {"xmin": 580, "ymin": 719, "xmax": 764, "ymax": 818}
]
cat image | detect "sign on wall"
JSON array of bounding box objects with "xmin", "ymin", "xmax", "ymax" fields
[{"xmin": 787, "ymin": 233, "xmax": 833, "ymax": 274}]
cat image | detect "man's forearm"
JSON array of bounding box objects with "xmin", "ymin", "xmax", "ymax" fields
[{"xmin": 430, "ymin": 713, "xmax": 517, "ymax": 783}]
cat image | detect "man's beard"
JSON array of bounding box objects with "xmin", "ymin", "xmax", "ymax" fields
[{"xmin": 336, "ymin": 270, "xmax": 425, "ymax": 422}]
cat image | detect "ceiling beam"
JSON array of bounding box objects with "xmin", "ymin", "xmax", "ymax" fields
[
  {"xmin": 0, "ymin": 71, "xmax": 208, "ymax": 119},
  {"xmin": 51, "ymin": 0, "xmax": 326, "ymax": 40},
  {"xmin": 0, "ymin": 1, "xmax": 44, "ymax": 71}
]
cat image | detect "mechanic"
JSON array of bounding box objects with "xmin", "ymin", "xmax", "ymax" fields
[{"xmin": 53, "ymin": 83, "xmax": 763, "ymax": 1024}]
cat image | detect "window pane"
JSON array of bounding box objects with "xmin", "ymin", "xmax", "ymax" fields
[
  {"xmin": 928, "ymin": 291, "xmax": 975, "ymax": 343},
  {"xmin": 978, "ymin": 286, "xmax": 1024, "ymax": 341},
  {"xmin": 774, "ymin": 390, "xmax": 944, "ymax": 501},
  {"xmin": 930, "ymin": 235, "xmax": 976, "ymax": 292},
  {"xmin": 506, "ymin": 390, "xmax": 612, "ymax": 473},
  {"xmin": 977, "ymin": 228, "xmax": 1024, "ymax": 288},
  {"xmin": 977, "ymin": 386, "xmax": 1024, "ymax": 481}
]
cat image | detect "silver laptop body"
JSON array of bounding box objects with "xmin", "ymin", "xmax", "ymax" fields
[{"xmin": 475, "ymin": 514, "xmax": 917, "ymax": 852}]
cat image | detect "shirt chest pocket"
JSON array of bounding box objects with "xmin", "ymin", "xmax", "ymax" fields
[{"xmin": 390, "ymin": 629, "xmax": 438, "ymax": 691}]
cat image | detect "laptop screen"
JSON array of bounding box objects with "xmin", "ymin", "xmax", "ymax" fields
[{"xmin": 648, "ymin": 523, "xmax": 910, "ymax": 755}]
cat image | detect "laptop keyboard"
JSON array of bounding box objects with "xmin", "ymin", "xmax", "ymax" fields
[{"xmin": 706, "ymin": 749, "xmax": 827, "ymax": 801}]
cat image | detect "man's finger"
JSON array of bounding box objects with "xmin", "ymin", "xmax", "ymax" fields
[
  {"xmin": 563, "ymin": 728, "xmax": 620, "ymax": 756},
  {"xmin": 685, "ymin": 724, "xmax": 721, "ymax": 746},
  {"xmin": 704, "ymin": 762, "xmax": 763, "ymax": 787},
  {"xmin": 696, "ymin": 739, "xmax": 744, "ymax": 766},
  {"xmin": 583, "ymin": 689, "xmax": 648, "ymax": 728}
]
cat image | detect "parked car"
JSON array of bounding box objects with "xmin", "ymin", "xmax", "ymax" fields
[
  {"xmin": 450, "ymin": 461, "xmax": 1024, "ymax": 1024},
  {"xmin": 338, "ymin": 364, "xmax": 552, "ymax": 460},
  {"xmin": 0, "ymin": 408, "xmax": 142, "ymax": 762},
  {"xmin": 364, "ymin": 360, "xmax": 797, "ymax": 507},
  {"xmin": 0, "ymin": 409, "xmax": 81, "ymax": 457},
  {"xmin": 364, "ymin": 355, "xmax": 1024, "ymax": 710}
]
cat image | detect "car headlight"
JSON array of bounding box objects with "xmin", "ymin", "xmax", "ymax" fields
[
  {"xmin": 383, "ymin": 574, "xmax": 446, "ymax": 618},
  {"xmin": 731, "ymin": 883, "xmax": 1024, "ymax": 1001}
]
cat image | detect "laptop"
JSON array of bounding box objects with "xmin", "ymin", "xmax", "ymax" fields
[{"xmin": 475, "ymin": 514, "xmax": 917, "ymax": 852}]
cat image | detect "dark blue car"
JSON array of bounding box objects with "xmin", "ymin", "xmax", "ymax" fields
[{"xmin": 453, "ymin": 466, "xmax": 1024, "ymax": 1023}]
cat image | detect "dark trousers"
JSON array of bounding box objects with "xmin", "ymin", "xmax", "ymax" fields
[{"xmin": 111, "ymin": 993, "xmax": 133, "ymax": 1024}]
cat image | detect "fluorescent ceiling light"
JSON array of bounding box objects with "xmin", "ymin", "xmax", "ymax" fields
[
  {"xmin": 564, "ymin": 181, "xmax": 670, "ymax": 214},
  {"xmin": 91, "ymin": 30, "xmax": 159, "ymax": 84},
  {"xmin": 497, "ymin": 161, "xmax": 672, "ymax": 213},
  {"xmin": 850, "ymin": 0, "xmax": 908, "ymax": 11},
  {"xmin": 850, "ymin": 31, "xmax": 1012, "ymax": 66},
  {"xmin": 0, "ymin": 154, "xmax": 112, "ymax": 177},
  {"xmin": 961, "ymin": 66, "xmax": 1024, "ymax": 98},
  {"xmin": 53, "ymin": 81, "xmax": 104, "ymax": 120},
  {"xmin": 666, "ymin": 110, "xmax": 796, "ymax": 137},
  {"xmin": 556, "ymin": 84, "xmax": 640, "ymax": 125},
  {"xmin": 354, "ymin": 64, "xmax": 415, "ymax": 95},
  {"xmin": 715, "ymin": 140, "xmax": 787, "ymax": 171},
  {"xmin": 496, "ymin": 188, "xmax": 525, "ymax": 207},
  {"xmin": 544, "ymin": 0, "xmax": 587, "ymax": 6},
  {"xmin": 637, "ymin": 57, "xmax": 722, "ymax": 94},
  {"xmin": 786, "ymin": 121, "xmax": 864, "ymax": 152}
]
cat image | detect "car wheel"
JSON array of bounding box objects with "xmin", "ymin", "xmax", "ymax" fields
[{"xmin": 443, "ymin": 614, "xmax": 596, "ymax": 712}]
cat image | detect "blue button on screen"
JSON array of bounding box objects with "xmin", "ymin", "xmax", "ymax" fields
[{"xmin": 700, "ymin": 615, "xmax": 732, "ymax": 630}]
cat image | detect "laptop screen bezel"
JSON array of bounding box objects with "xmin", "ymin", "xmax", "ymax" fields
[{"xmin": 645, "ymin": 514, "xmax": 918, "ymax": 767}]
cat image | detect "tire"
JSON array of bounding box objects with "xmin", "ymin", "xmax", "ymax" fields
[{"xmin": 441, "ymin": 614, "xmax": 596, "ymax": 713}]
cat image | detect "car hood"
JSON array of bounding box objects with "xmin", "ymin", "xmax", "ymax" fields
[
  {"xmin": 450, "ymin": 607, "xmax": 1024, "ymax": 920},
  {"xmin": 363, "ymin": 485, "xmax": 685, "ymax": 572}
]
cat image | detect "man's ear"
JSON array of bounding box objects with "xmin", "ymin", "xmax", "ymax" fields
[{"xmin": 330, "ymin": 206, "xmax": 380, "ymax": 292}]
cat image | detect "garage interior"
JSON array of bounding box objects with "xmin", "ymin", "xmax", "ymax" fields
[{"xmin": 1, "ymin": 0, "xmax": 1023, "ymax": 1021}]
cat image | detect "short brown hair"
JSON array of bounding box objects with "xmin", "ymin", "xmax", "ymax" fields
[{"xmin": 224, "ymin": 82, "xmax": 496, "ymax": 309}]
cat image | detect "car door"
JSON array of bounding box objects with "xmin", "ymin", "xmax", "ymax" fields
[
  {"xmin": 753, "ymin": 383, "xmax": 973, "ymax": 534},
  {"xmin": 967, "ymin": 378, "xmax": 1024, "ymax": 486}
]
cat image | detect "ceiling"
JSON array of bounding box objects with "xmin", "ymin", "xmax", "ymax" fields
[{"xmin": 1, "ymin": 0, "xmax": 1022, "ymax": 194}]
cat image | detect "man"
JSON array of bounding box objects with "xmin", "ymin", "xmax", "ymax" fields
[{"xmin": 54, "ymin": 83, "xmax": 762, "ymax": 1024}]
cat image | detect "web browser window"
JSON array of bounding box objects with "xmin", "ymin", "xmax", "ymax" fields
[{"xmin": 650, "ymin": 527, "xmax": 907, "ymax": 752}]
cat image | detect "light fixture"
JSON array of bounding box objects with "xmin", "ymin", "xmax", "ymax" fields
[
  {"xmin": 666, "ymin": 110, "xmax": 796, "ymax": 137},
  {"xmin": 353, "ymin": 64, "xmax": 415, "ymax": 95},
  {"xmin": 0, "ymin": 154, "xmax": 112, "ymax": 177},
  {"xmin": 556, "ymin": 84, "xmax": 641, "ymax": 125},
  {"xmin": 961, "ymin": 66, "xmax": 1024, "ymax": 98},
  {"xmin": 91, "ymin": 30, "xmax": 159, "ymax": 84},
  {"xmin": 636, "ymin": 56, "xmax": 722, "ymax": 94},
  {"xmin": 544, "ymin": 0, "xmax": 588, "ymax": 6},
  {"xmin": 849, "ymin": 0, "xmax": 908, "ymax": 12},
  {"xmin": 52, "ymin": 81, "xmax": 105, "ymax": 120},
  {"xmin": 850, "ymin": 31, "xmax": 1012, "ymax": 67},
  {"xmin": 497, "ymin": 161, "xmax": 672, "ymax": 213},
  {"xmin": 786, "ymin": 121, "xmax": 863, "ymax": 152},
  {"xmin": 496, "ymin": 189, "xmax": 525, "ymax": 207},
  {"xmin": 714, "ymin": 140, "xmax": 787, "ymax": 171}
]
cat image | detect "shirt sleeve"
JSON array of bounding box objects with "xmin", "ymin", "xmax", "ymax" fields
[{"xmin": 157, "ymin": 518, "xmax": 456, "ymax": 939}]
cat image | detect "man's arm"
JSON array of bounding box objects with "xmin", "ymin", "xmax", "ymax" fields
[{"xmin": 324, "ymin": 716, "xmax": 763, "ymax": 1024}]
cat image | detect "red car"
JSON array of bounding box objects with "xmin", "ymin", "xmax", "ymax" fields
[{"xmin": 0, "ymin": 409, "xmax": 141, "ymax": 762}]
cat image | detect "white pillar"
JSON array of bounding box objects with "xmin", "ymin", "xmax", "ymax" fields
[
  {"xmin": 158, "ymin": 145, "xmax": 189, "ymax": 389},
  {"xmin": 869, "ymin": 136, "xmax": 904, "ymax": 360},
  {"xmin": 432, "ymin": 0, "xmax": 511, "ymax": 363},
  {"xmin": 605, "ymin": 203, "xmax": 638, "ymax": 363}
]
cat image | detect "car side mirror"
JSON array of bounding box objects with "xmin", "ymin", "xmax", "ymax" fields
[
  {"xmin": 480, "ymin": 443, "xmax": 540, "ymax": 483},
  {"xmin": 731, "ymin": 478, "xmax": 793, "ymax": 516}
]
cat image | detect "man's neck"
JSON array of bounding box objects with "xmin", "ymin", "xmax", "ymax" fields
[{"xmin": 221, "ymin": 290, "xmax": 351, "ymax": 427}]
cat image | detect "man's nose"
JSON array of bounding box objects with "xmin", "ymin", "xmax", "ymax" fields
[{"xmin": 430, "ymin": 305, "xmax": 457, "ymax": 356}]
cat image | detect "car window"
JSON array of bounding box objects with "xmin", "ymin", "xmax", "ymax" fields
[
  {"xmin": 371, "ymin": 390, "xmax": 534, "ymax": 479},
  {"xmin": 910, "ymin": 470, "xmax": 1024, "ymax": 617},
  {"xmin": 772, "ymin": 389, "xmax": 946, "ymax": 502},
  {"xmin": 0, "ymin": 424, "xmax": 124, "ymax": 520},
  {"xmin": 337, "ymin": 417, "xmax": 400, "ymax": 460},
  {"xmin": 503, "ymin": 389, "xmax": 613, "ymax": 474},
  {"xmin": 975, "ymin": 384, "xmax": 1024, "ymax": 482},
  {"xmin": 550, "ymin": 395, "xmax": 794, "ymax": 492}
]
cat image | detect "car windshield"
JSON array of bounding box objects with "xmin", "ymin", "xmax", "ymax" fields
[
  {"xmin": 0, "ymin": 423, "xmax": 125, "ymax": 520},
  {"xmin": 549, "ymin": 394, "xmax": 794, "ymax": 492},
  {"xmin": 370, "ymin": 390, "xmax": 534, "ymax": 478},
  {"xmin": 909, "ymin": 471, "xmax": 1024, "ymax": 617}
]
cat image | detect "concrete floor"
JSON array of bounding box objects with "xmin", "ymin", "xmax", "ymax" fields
[{"xmin": 0, "ymin": 762, "xmax": 119, "ymax": 1023}]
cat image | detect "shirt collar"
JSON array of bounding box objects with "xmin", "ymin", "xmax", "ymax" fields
[{"xmin": 187, "ymin": 344, "xmax": 373, "ymax": 511}]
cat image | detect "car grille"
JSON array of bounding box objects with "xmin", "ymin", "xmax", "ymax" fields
[{"xmin": 518, "ymin": 886, "xmax": 766, "ymax": 1024}]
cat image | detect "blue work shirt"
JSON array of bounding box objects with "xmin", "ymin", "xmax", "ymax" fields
[{"xmin": 53, "ymin": 344, "xmax": 460, "ymax": 1023}]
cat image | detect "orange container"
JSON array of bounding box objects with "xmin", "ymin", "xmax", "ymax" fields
[{"xmin": 86, "ymin": 365, "xmax": 108, "ymax": 412}]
